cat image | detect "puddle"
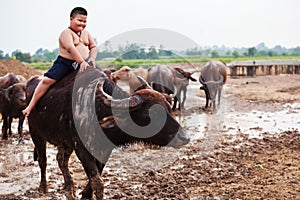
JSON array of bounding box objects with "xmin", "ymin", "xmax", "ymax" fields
[{"xmin": 176, "ymin": 102, "xmax": 300, "ymax": 142}]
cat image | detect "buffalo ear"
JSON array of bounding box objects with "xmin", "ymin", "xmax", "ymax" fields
[{"xmin": 99, "ymin": 116, "xmax": 116, "ymax": 129}]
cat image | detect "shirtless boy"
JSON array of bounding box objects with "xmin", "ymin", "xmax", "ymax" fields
[{"xmin": 22, "ymin": 7, "xmax": 97, "ymax": 116}]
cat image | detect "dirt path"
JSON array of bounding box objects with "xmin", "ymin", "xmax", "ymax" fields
[{"xmin": 0, "ymin": 67, "xmax": 299, "ymax": 199}]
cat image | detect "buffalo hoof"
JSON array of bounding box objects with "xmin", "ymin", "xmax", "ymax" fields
[
  {"xmin": 80, "ymin": 182, "xmax": 93, "ymax": 199},
  {"xmin": 64, "ymin": 190, "xmax": 76, "ymax": 200},
  {"xmin": 91, "ymin": 176, "xmax": 104, "ymax": 200},
  {"xmin": 63, "ymin": 182, "xmax": 74, "ymax": 191},
  {"xmin": 18, "ymin": 135, "xmax": 24, "ymax": 144},
  {"xmin": 2, "ymin": 134, "xmax": 8, "ymax": 140},
  {"xmin": 38, "ymin": 183, "xmax": 48, "ymax": 193}
]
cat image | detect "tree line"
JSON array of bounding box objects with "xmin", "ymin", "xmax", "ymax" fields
[{"xmin": 1, "ymin": 42, "xmax": 300, "ymax": 63}]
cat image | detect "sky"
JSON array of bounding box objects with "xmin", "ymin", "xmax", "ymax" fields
[{"xmin": 1, "ymin": 0, "xmax": 300, "ymax": 55}]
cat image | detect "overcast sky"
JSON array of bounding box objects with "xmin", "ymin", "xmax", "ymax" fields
[{"xmin": 1, "ymin": 0, "xmax": 299, "ymax": 54}]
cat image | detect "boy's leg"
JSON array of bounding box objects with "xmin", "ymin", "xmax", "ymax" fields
[{"xmin": 22, "ymin": 77, "xmax": 56, "ymax": 116}]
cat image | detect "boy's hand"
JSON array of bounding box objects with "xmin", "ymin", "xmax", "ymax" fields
[
  {"xmin": 87, "ymin": 59, "xmax": 96, "ymax": 68},
  {"xmin": 79, "ymin": 61, "xmax": 90, "ymax": 72}
]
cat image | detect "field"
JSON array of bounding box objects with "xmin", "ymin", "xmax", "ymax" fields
[{"xmin": 0, "ymin": 60, "xmax": 299, "ymax": 199}]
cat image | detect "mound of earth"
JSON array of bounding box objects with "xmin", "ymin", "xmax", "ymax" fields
[{"xmin": 0, "ymin": 59, "xmax": 42, "ymax": 79}]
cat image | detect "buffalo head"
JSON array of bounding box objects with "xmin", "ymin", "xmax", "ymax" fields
[{"xmin": 97, "ymin": 77, "xmax": 190, "ymax": 148}]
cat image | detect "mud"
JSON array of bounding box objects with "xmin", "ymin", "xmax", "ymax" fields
[{"xmin": 0, "ymin": 72, "xmax": 300, "ymax": 199}]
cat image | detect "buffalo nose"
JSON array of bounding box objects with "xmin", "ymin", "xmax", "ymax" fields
[
  {"xmin": 20, "ymin": 97, "xmax": 26, "ymax": 103},
  {"xmin": 179, "ymin": 131, "xmax": 190, "ymax": 145}
]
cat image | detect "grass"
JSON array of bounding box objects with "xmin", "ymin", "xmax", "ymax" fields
[
  {"xmin": 25, "ymin": 56, "xmax": 300, "ymax": 70},
  {"xmin": 26, "ymin": 62, "xmax": 52, "ymax": 70}
]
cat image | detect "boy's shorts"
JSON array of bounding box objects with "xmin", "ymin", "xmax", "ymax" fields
[{"xmin": 44, "ymin": 55, "xmax": 79, "ymax": 81}]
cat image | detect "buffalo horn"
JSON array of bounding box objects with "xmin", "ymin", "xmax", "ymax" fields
[
  {"xmin": 99, "ymin": 81, "xmax": 143, "ymax": 109},
  {"xmin": 190, "ymin": 69, "xmax": 200, "ymax": 74},
  {"xmin": 137, "ymin": 76, "xmax": 152, "ymax": 89},
  {"xmin": 199, "ymin": 76, "xmax": 206, "ymax": 85},
  {"xmin": 169, "ymin": 85, "xmax": 178, "ymax": 98}
]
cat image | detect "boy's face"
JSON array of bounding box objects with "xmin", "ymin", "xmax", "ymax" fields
[{"xmin": 70, "ymin": 14, "xmax": 87, "ymax": 32}]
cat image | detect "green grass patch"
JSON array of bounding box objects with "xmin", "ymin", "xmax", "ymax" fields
[
  {"xmin": 26, "ymin": 55, "xmax": 300, "ymax": 71},
  {"xmin": 26, "ymin": 62, "xmax": 52, "ymax": 70}
]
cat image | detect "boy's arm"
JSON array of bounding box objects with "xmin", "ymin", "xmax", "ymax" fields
[{"xmin": 87, "ymin": 33, "xmax": 98, "ymax": 67}]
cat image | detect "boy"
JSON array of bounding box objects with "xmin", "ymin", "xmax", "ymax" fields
[{"xmin": 22, "ymin": 7, "xmax": 97, "ymax": 116}]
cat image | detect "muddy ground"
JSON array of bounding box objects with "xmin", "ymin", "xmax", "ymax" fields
[{"xmin": 0, "ymin": 61, "xmax": 300, "ymax": 199}]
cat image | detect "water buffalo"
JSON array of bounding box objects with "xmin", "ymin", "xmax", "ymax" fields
[
  {"xmin": 199, "ymin": 61, "xmax": 227, "ymax": 111},
  {"xmin": 172, "ymin": 67, "xmax": 197, "ymax": 110},
  {"xmin": 16, "ymin": 74, "xmax": 27, "ymax": 83},
  {"xmin": 147, "ymin": 65, "xmax": 177, "ymax": 109},
  {"xmin": 111, "ymin": 66, "xmax": 148, "ymax": 94},
  {"xmin": 0, "ymin": 73, "xmax": 24, "ymax": 139},
  {"xmin": 0, "ymin": 72, "xmax": 19, "ymax": 89},
  {"xmin": 26, "ymin": 68, "xmax": 189, "ymax": 199},
  {"xmin": 0, "ymin": 83, "xmax": 26, "ymax": 139}
]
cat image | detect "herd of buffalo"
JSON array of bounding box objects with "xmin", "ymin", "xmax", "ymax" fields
[{"xmin": 0, "ymin": 60, "xmax": 227, "ymax": 199}]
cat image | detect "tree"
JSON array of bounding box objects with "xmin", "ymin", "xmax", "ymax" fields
[
  {"xmin": 121, "ymin": 50, "xmax": 139, "ymax": 59},
  {"xmin": 147, "ymin": 46, "xmax": 159, "ymax": 59},
  {"xmin": 267, "ymin": 50, "xmax": 277, "ymax": 57},
  {"xmin": 43, "ymin": 51, "xmax": 57, "ymax": 62},
  {"xmin": 104, "ymin": 40, "xmax": 112, "ymax": 52},
  {"xmin": 14, "ymin": 51, "xmax": 31, "ymax": 63},
  {"xmin": 232, "ymin": 50, "xmax": 239, "ymax": 58},
  {"xmin": 3, "ymin": 53, "xmax": 10, "ymax": 59},
  {"xmin": 247, "ymin": 47, "xmax": 257, "ymax": 57},
  {"xmin": 139, "ymin": 48, "xmax": 147, "ymax": 59},
  {"xmin": 291, "ymin": 47, "xmax": 300, "ymax": 56},
  {"xmin": 211, "ymin": 50, "xmax": 219, "ymax": 58},
  {"xmin": 0, "ymin": 50, "xmax": 4, "ymax": 59}
]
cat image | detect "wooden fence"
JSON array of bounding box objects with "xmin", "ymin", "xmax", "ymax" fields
[{"xmin": 227, "ymin": 60, "xmax": 300, "ymax": 77}]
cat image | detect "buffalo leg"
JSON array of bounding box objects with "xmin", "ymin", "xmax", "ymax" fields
[
  {"xmin": 200, "ymin": 86, "xmax": 210, "ymax": 108},
  {"xmin": 204, "ymin": 88, "xmax": 210, "ymax": 108},
  {"xmin": 8, "ymin": 116, "xmax": 13, "ymax": 136},
  {"xmin": 31, "ymin": 133, "xmax": 47, "ymax": 193},
  {"xmin": 56, "ymin": 147, "xmax": 74, "ymax": 191},
  {"xmin": 2, "ymin": 115, "xmax": 8, "ymax": 139},
  {"xmin": 181, "ymin": 87, "xmax": 187, "ymax": 110},
  {"xmin": 177, "ymin": 92, "xmax": 182, "ymax": 110},
  {"xmin": 212, "ymin": 99, "xmax": 216, "ymax": 112},
  {"xmin": 80, "ymin": 153, "xmax": 110, "ymax": 199},
  {"xmin": 217, "ymin": 87, "xmax": 223, "ymax": 109},
  {"xmin": 172, "ymin": 96, "xmax": 178, "ymax": 111},
  {"xmin": 75, "ymin": 146, "xmax": 104, "ymax": 200},
  {"xmin": 17, "ymin": 115, "xmax": 25, "ymax": 141}
]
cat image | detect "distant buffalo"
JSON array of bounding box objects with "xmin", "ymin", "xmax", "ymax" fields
[
  {"xmin": 147, "ymin": 65, "xmax": 177, "ymax": 108},
  {"xmin": 111, "ymin": 66, "xmax": 148, "ymax": 94},
  {"xmin": 173, "ymin": 67, "xmax": 197, "ymax": 110},
  {"xmin": 199, "ymin": 61, "xmax": 227, "ymax": 111}
]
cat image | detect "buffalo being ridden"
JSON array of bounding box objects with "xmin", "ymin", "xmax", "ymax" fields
[
  {"xmin": 26, "ymin": 68, "xmax": 189, "ymax": 199},
  {"xmin": 199, "ymin": 61, "xmax": 227, "ymax": 111}
]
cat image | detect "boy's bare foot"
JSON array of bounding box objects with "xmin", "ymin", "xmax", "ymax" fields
[{"xmin": 22, "ymin": 107, "xmax": 31, "ymax": 117}]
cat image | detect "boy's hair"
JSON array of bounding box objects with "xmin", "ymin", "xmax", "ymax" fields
[{"xmin": 70, "ymin": 7, "xmax": 88, "ymax": 18}]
